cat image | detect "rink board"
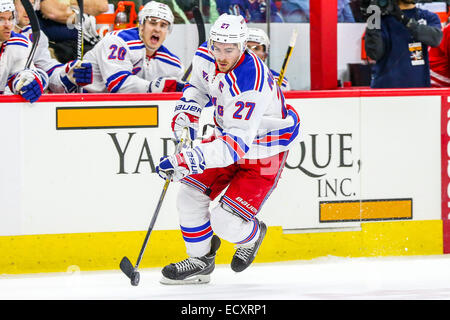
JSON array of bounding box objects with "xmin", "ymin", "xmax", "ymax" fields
[{"xmin": 0, "ymin": 89, "xmax": 447, "ymax": 274}]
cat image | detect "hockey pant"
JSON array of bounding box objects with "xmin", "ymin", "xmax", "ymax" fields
[{"xmin": 177, "ymin": 151, "xmax": 288, "ymax": 257}]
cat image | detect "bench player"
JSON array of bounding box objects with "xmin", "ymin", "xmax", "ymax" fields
[
  {"xmin": 0, "ymin": 0, "xmax": 48, "ymax": 103},
  {"xmin": 81, "ymin": 1, "xmax": 185, "ymax": 93},
  {"xmin": 13, "ymin": 0, "xmax": 93, "ymax": 93},
  {"xmin": 247, "ymin": 27, "xmax": 290, "ymax": 91}
]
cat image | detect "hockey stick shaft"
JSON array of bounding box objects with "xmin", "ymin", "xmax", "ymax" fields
[
  {"xmin": 181, "ymin": 6, "xmax": 205, "ymax": 82},
  {"xmin": 20, "ymin": 0, "xmax": 40, "ymax": 69},
  {"xmin": 76, "ymin": 0, "xmax": 84, "ymax": 60},
  {"xmin": 277, "ymin": 29, "xmax": 297, "ymax": 87},
  {"xmin": 76, "ymin": 0, "xmax": 84, "ymax": 94},
  {"xmin": 133, "ymin": 177, "xmax": 170, "ymax": 269},
  {"xmin": 123, "ymin": 128, "xmax": 190, "ymax": 273}
]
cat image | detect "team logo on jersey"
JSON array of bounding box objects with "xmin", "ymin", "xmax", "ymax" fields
[
  {"xmin": 221, "ymin": 23, "xmax": 230, "ymax": 29},
  {"xmin": 202, "ymin": 71, "xmax": 209, "ymax": 81},
  {"xmin": 219, "ymin": 81, "xmax": 224, "ymax": 93}
]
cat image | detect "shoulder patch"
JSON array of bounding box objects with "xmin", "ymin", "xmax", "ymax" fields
[
  {"xmin": 224, "ymin": 51, "xmax": 265, "ymax": 96},
  {"xmin": 116, "ymin": 28, "xmax": 140, "ymax": 42},
  {"xmin": 195, "ymin": 41, "xmax": 214, "ymax": 63},
  {"xmin": 7, "ymin": 31, "xmax": 30, "ymax": 48}
]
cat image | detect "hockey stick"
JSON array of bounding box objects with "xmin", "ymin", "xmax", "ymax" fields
[
  {"xmin": 75, "ymin": 0, "xmax": 84, "ymax": 93},
  {"xmin": 76, "ymin": 0, "xmax": 84, "ymax": 60},
  {"xmin": 15, "ymin": 0, "xmax": 41, "ymax": 93},
  {"xmin": 181, "ymin": 6, "xmax": 205, "ymax": 82},
  {"xmin": 277, "ymin": 28, "xmax": 297, "ymax": 87},
  {"xmin": 21, "ymin": 0, "xmax": 40, "ymax": 69},
  {"xmin": 120, "ymin": 128, "xmax": 191, "ymax": 286}
]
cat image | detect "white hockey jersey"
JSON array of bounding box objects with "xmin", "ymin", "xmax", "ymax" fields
[
  {"xmin": 0, "ymin": 31, "xmax": 31, "ymax": 94},
  {"xmin": 18, "ymin": 26, "xmax": 68, "ymax": 93},
  {"xmin": 183, "ymin": 42, "xmax": 301, "ymax": 169},
  {"xmin": 82, "ymin": 27, "xmax": 184, "ymax": 93}
]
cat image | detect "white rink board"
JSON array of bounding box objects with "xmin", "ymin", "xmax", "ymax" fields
[{"xmin": 0, "ymin": 94, "xmax": 441, "ymax": 236}]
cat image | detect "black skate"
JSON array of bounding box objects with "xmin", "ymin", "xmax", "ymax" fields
[
  {"xmin": 231, "ymin": 220, "xmax": 267, "ymax": 272},
  {"xmin": 160, "ymin": 235, "xmax": 221, "ymax": 285}
]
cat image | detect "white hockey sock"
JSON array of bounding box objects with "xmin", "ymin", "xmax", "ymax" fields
[
  {"xmin": 177, "ymin": 183, "xmax": 213, "ymax": 257},
  {"xmin": 210, "ymin": 204, "xmax": 260, "ymax": 246}
]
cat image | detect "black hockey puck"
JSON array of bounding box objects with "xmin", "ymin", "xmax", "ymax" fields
[{"xmin": 130, "ymin": 271, "xmax": 140, "ymax": 286}]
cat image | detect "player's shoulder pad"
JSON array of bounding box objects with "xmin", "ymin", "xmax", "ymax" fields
[
  {"xmin": 195, "ymin": 41, "xmax": 214, "ymax": 63},
  {"xmin": 6, "ymin": 31, "xmax": 30, "ymax": 48},
  {"xmin": 154, "ymin": 45, "xmax": 182, "ymax": 69},
  {"xmin": 224, "ymin": 50, "xmax": 265, "ymax": 97},
  {"xmin": 109, "ymin": 27, "xmax": 145, "ymax": 50}
]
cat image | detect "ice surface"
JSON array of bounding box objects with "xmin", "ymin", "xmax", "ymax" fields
[{"xmin": 2, "ymin": 255, "xmax": 450, "ymax": 300}]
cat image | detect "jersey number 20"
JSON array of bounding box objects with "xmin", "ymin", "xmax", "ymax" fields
[{"xmin": 108, "ymin": 45, "xmax": 126, "ymax": 60}]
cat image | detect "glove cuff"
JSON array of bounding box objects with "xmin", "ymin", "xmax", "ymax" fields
[
  {"xmin": 181, "ymin": 147, "xmax": 206, "ymax": 175},
  {"xmin": 60, "ymin": 75, "xmax": 77, "ymax": 93}
]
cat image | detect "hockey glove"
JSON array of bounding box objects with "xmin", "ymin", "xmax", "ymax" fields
[
  {"xmin": 60, "ymin": 60, "xmax": 93, "ymax": 92},
  {"xmin": 171, "ymin": 99, "xmax": 202, "ymax": 141},
  {"xmin": 156, "ymin": 147, "xmax": 206, "ymax": 182},
  {"xmin": 11, "ymin": 69, "xmax": 48, "ymax": 103},
  {"xmin": 148, "ymin": 77, "xmax": 185, "ymax": 92},
  {"xmin": 81, "ymin": 14, "xmax": 101, "ymax": 46}
]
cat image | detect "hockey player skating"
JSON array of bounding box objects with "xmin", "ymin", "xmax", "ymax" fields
[
  {"xmin": 156, "ymin": 13, "xmax": 300, "ymax": 284},
  {"xmin": 0, "ymin": 0, "xmax": 47, "ymax": 102},
  {"xmin": 247, "ymin": 27, "xmax": 290, "ymax": 91},
  {"xmin": 13, "ymin": 0, "xmax": 93, "ymax": 93},
  {"xmin": 81, "ymin": 1, "xmax": 185, "ymax": 93}
]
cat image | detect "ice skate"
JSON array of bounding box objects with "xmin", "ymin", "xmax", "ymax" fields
[
  {"xmin": 231, "ymin": 220, "xmax": 267, "ymax": 272},
  {"xmin": 160, "ymin": 235, "xmax": 221, "ymax": 285}
]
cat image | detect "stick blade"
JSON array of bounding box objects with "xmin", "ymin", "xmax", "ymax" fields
[{"xmin": 119, "ymin": 256, "xmax": 134, "ymax": 279}]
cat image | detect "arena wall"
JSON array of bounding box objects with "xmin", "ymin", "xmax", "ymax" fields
[{"xmin": 0, "ymin": 89, "xmax": 447, "ymax": 274}]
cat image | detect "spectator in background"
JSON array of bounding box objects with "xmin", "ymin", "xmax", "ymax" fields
[
  {"xmin": 178, "ymin": 0, "xmax": 211, "ymax": 23},
  {"xmin": 429, "ymin": 23, "xmax": 450, "ymax": 86},
  {"xmin": 230, "ymin": 0, "xmax": 284, "ymax": 22},
  {"xmin": 280, "ymin": 0, "xmax": 309, "ymax": 22},
  {"xmin": 364, "ymin": 0, "xmax": 442, "ymax": 88},
  {"xmin": 216, "ymin": 0, "xmax": 231, "ymax": 14},
  {"xmin": 349, "ymin": 0, "xmax": 365, "ymax": 22},
  {"xmin": 37, "ymin": 0, "xmax": 108, "ymax": 63},
  {"xmin": 338, "ymin": 0, "xmax": 355, "ymax": 22}
]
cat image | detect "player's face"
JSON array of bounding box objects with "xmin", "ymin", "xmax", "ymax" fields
[
  {"xmin": 14, "ymin": 0, "xmax": 35, "ymax": 28},
  {"xmin": 247, "ymin": 41, "xmax": 266, "ymax": 61},
  {"xmin": 140, "ymin": 17, "xmax": 169, "ymax": 52},
  {"xmin": 0, "ymin": 11, "xmax": 14, "ymax": 42},
  {"xmin": 211, "ymin": 42, "xmax": 241, "ymax": 73}
]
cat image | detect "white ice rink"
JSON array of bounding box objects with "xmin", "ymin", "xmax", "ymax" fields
[{"xmin": 2, "ymin": 254, "xmax": 450, "ymax": 301}]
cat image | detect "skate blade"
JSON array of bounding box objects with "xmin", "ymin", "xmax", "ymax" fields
[{"xmin": 160, "ymin": 274, "xmax": 211, "ymax": 285}]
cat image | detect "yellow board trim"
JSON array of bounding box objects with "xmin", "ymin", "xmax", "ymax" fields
[
  {"xmin": 320, "ymin": 199, "xmax": 412, "ymax": 222},
  {"xmin": 0, "ymin": 220, "xmax": 442, "ymax": 275},
  {"xmin": 56, "ymin": 106, "xmax": 158, "ymax": 129}
]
